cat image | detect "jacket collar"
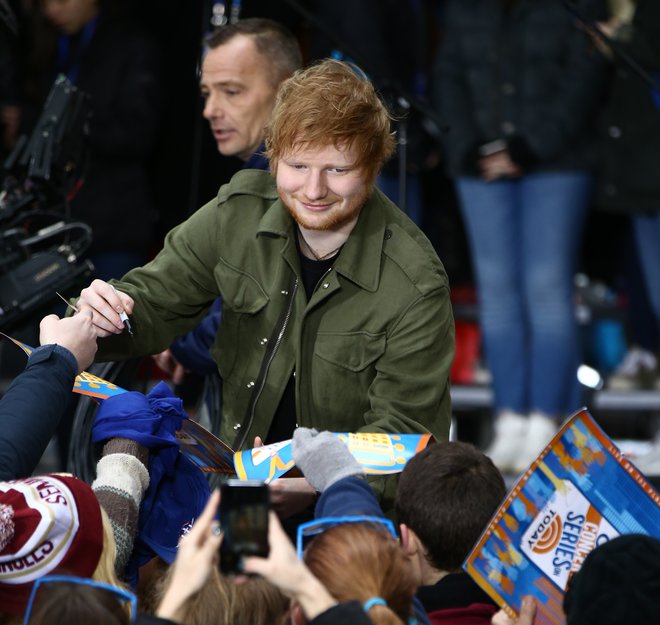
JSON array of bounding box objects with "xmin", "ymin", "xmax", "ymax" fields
[{"xmin": 257, "ymin": 189, "xmax": 387, "ymax": 293}]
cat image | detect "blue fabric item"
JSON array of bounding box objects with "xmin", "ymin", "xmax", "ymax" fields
[
  {"xmin": 243, "ymin": 143, "xmax": 270, "ymax": 172},
  {"xmin": 56, "ymin": 16, "xmax": 99, "ymax": 84},
  {"xmin": 92, "ymin": 381, "xmax": 184, "ymax": 456},
  {"xmin": 124, "ymin": 442, "xmax": 211, "ymax": 586},
  {"xmin": 651, "ymin": 74, "xmax": 660, "ymax": 109},
  {"xmin": 315, "ymin": 476, "xmax": 382, "ymax": 519},
  {"xmin": 633, "ymin": 212, "xmax": 660, "ymax": 325},
  {"xmin": 92, "ymin": 382, "xmax": 211, "ymax": 585},
  {"xmin": 136, "ymin": 451, "xmax": 210, "ymax": 564},
  {"xmin": 169, "ymin": 299, "xmax": 222, "ymax": 375}
]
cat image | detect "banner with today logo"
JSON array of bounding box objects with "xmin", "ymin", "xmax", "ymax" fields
[{"xmin": 464, "ymin": 409, "xmax": 660, "ymax": 625}]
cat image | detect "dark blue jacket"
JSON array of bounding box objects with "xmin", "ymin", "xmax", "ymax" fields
[{"xmin": 0, "ymin": 345, "xmax": 77, "ymax": 479}]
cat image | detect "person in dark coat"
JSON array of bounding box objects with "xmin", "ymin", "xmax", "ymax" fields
[
  {"xmin": 591, "ymin": 0, "xmax": 660, "ymax": 476},
  {"xmin": 0, "ymin": 311, "xmax": 97, "ymax": 480},
  {"xmin": 25, "ymin": 0, "xmax": 161, "ymax": 280},
  {"xmin": 434, "ymin": 0, "xmax": 607, "ymax": 473}
]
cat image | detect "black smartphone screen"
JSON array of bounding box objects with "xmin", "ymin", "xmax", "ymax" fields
[{"xmin": 219, "ymin": 479, "xmax": 269, "ymax": 574}]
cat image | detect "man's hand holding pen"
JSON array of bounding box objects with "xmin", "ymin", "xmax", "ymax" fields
[{"xmin": 77, "ymin": 278, "xmax": 135, "ymax": 338}]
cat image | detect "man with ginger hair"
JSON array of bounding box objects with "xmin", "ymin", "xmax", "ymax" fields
[{"xmin": 74, "ymin": 60, "xmax": 455, "ymax": 512}]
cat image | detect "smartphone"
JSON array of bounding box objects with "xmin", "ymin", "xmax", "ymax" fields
[{"xmin": 219, "ymin": 479, "xmax": 270, "ymax": 574}]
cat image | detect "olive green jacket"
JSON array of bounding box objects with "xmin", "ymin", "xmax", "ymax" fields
[{"xmin": 97, "ymin": 170, "xmax": 454, "ymax": 499}]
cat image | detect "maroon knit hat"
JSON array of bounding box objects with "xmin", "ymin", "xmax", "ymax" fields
[{"xmin": 0, "ymin": 474, "xmax": 104, "ymax": 615}]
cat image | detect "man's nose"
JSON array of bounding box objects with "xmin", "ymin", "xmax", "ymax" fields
[
  {"xmin": 202, "ymin": 93, "xmax": 222, "ymax": 120},
  {"xmin": 303, "ymin": 171, "xmax": 327, "ymax": 200}
]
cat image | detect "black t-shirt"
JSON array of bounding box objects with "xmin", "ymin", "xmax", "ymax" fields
[{"xmin": 264, "ymin": 248, "xmax": 338, "ymax": 444}]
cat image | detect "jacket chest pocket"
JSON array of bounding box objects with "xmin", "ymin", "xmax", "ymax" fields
[
  {"xmin": 212, "ymin": 260, "xmax": 269, "ymax": 380},
  {"xmin": 311, "ymin": 332, "xmax": 386, "ymax": 429},
  {"xmin": 314, "ymin": 331, "xmax": 386, "ymax": 371},
  {"xmin": 214, "ymin": 258, "xmax": 269, "ymax": 314}
]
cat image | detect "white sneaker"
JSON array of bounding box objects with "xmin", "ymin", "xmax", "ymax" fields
[
  {"xmin": 512, "ymin": 411, "xmax": 557, "ymax": 474},
  {"xmin": 608, "ymin": 347, "xmax": 658, "ymax": 391},
  {"xmin": 486, "ymin": 410, "xmax": 528, "ymax": 473}
]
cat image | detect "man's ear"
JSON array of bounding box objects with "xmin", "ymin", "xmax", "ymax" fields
[{"xmin": 399, "ymin": 523, "xmax": 419, "ymax": 557}]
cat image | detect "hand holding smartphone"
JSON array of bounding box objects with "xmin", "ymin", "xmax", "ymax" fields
[{"xmin": 219, "ymin": 479, "xmax": 270, "ymax": 575}]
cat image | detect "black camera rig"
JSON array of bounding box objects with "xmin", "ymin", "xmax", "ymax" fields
[{"xmin": 0, "ymin": 75, "xmax": 94, "ymax": 331}]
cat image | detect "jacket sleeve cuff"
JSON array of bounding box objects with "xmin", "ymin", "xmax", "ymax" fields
[
  {"xmin": 27, "ymin": 344, "xmax": 78, "ymax": 378},
  {"xmin": 506, "ymin": 135, "xmax": 539, "ymax": 168}
]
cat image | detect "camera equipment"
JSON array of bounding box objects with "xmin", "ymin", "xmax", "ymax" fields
[{"xmin": 0, "ymin": 75, "xmax": 94, "ymax": 331}]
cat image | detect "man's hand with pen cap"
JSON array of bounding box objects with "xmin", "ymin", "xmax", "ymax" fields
[{"xmin": 77, "ymin": 278, "xmax": 135, "ymax": 338}]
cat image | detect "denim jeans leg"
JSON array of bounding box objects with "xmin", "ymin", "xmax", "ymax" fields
[
  {"xmin": 456, "ymin": 177, "xmax": 527, "ymax": 413},
  {"xmin": 633, "ymin": 212, "xmax": 660, "ymax": 327},
  {"xmin": 520, "ymin": 171, "xmax": 592, "ymax": 416}
]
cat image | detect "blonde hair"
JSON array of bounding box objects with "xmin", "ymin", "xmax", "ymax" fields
[
  {"xmin": 265, "ymin": 59, "xmax": 396, "ymax": 184},
  {"xmin": 152, "ymin": 566, "xmax": 231, "ymax": 625},
  {"xmin": 304, "ymin": 523, "xmax": 415, "ymax": 625},
  {"xmin": 151, "ymin": 566, "xmax": 288, "ymax": 625},
  {"xmin": 229, "ymin": 576, "xmax": 289, "ymax": 625}
]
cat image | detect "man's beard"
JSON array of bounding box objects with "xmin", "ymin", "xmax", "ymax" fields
[{"xmin": 278, "ymin": 188, "xmax": 371, "ymax": 231}]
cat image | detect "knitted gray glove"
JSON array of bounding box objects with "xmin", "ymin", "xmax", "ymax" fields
[{"xmin": 292, "ymin": 428, "xmax": 365, "ymax": 492}]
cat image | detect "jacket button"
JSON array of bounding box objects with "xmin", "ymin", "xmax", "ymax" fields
[
  {"xmin": 384, "ymin": 229, "xmax": 392, "ymax": 240},
  {"xmin": 322, "ymin": 283, "xmax": 329, "ymax": 289},
  {"xmin": 260, "ymin": 337, "xmax": 268, "ymax": 345},
  {"xmin": 247, "ymin": 381, "xmax": 255, "ymax": 388},
  {"xmin": 608, "ymin": 125, "xmax": 622, "ymax": 138},
  {"xmin": 233, "ymin": 423, "xmax": 241, "ymax": 430},
  {"xmin": 281, "ymin": 290, "xmax": 288, "ymax": 295}
]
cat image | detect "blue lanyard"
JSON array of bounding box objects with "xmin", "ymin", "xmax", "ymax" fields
[{"xmin": 56, "ymin": 16, "xmax": 99, "ymax": 84}]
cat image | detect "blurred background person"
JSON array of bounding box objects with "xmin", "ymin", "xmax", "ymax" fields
[
  {"xmin": 434, "ymin": 0, "xmax": 607, "ymax": 473},
  {"xmin": 20, "ymin": 0, "xmax": 162, "ymax": 280},
  {"xmin": 590, "ymin": 0, "xmax": 660, "ymax": 475}
]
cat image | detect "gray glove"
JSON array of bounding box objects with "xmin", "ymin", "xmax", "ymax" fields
[{"xmin": 292, "ymin": 428, "xmax": 364, "ymax": 492}]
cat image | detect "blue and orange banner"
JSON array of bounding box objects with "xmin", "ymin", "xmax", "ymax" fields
[
  {"xmin": 2, "ymin": 332, "xmax": 432, "ymax": 481},
  {"xmin": 176, "ymin": 419, "xmax": 235, "ymax": 474},
  {"xmin": 233, "ymin": 432, "xmax": 432, "ymax": 483},
  {"xmin": 464, "ymin": 409, "xmax": 660, "ymax": 625}
]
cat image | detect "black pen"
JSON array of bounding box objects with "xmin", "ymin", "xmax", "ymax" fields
[{"xmin": 111, "ymin": 285, "xmax": 134, "ymax": 337}]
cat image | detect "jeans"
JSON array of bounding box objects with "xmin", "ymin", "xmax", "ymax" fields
[
  {"xmin": 633, "ymin": 212, "xmax": 660, "ymax": 329},
  {"xmin": 456, "ymin": 171, "xmax": 592, "ymax": 416}
]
